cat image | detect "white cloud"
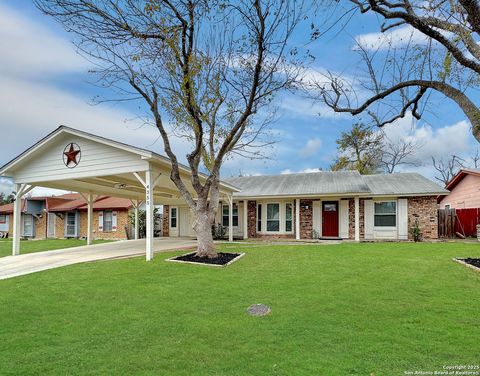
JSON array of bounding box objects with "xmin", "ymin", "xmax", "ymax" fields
[
  {"xmin": 382, "ymin": 114, "xmax": 472, "ymax": 163},
  {"xmin": 0, "ymin": 4, "xmax": 89, "ymax": 78},
  {"xmin": 281, "ymin": 168, "xmax": 322, "ymax": 175},
  {"xmin": 279, "ymin": 97, "xmax": 349, "ymax": 119},
  {"xmin": 0, "ymin": 178, "xmax": 14, "ymax": 196},
  {"xmin": 299, "ymin": 138, "xmax": 322, "ymax": 158},
  {"xmin": 355, "ymin": 25, "xmax": 429, "ymax": 51}
]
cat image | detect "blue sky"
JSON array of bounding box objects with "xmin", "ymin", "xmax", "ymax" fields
[{"xmin": 0, "ymin": 1, "xmax": 478, "ymax": 195}]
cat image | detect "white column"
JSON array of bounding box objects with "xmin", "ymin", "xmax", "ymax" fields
[
  {"xmin": 228, "ymin": 195, "xmax": 233, "ymax": 242},
  {"xmin": 145, "ymin": 170, "xmax": 154, "ymax": 261},
  {"xmin": 12, "ymin": 184, "xmax": 22, "ymax": 256},
  {"xmin": 354, "ymin": 196, "xmax": 360, "ymax": 241},
  {"xmin": 134, "ymin": 200, "xmax": 139, "ymax": 240},
  {"xmin": 87, "ymin": 193, "xmax": 94, "ymax": 245},
  {"xmin": 295, "ymin": 198, "xmax": 301, "ymax": 240},
  {"xmin": 243, "ymin": 200, "xmax": 248, "ymax": 240}
]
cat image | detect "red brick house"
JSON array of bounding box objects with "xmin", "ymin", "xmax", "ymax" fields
[
  {"xmin": 0, "ymin": 193, "xmax": 134, "ymax": 240},
  {"xmin": 163, "ymin": 171, "xmax": 447, "ymax": 241}
]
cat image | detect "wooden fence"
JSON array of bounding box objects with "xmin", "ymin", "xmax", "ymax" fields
[
  {"xmin": 438, "ymin": 207, "xmax": 480, "ymax": 238},
  {"xmin": 438, "ymin": 208, "xmax": 456, "ymax": 238}
]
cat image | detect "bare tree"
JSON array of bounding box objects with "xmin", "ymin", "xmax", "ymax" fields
[
  {"xmin": 432, "ymin": 154, "xmax": 466, "ymax": 185},
  {"xmin": 380, "ymin": 134, "xmax": 422, "ymax": 173},
  {"xmin": 432, "ymin": 149, "xmax": 480, "ymax": 185},
  {"xmin": 313, "ymin": 1, "xmax": 480, "ymax": 144},
  {"xmin": 35, "ymin": 0, "xmax": 306, "ymax": 257}
]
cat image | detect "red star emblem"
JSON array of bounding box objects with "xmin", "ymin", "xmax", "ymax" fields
[{"xmin": 63, "ymin": 143, "xmax": 81, "ymax": 168}]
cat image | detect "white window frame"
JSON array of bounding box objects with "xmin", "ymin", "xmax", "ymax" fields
[
  {"xmin": 266, "ymin": 202, "xmax": 281, "ymax": 233},
  {"xmin": 103, "ymin": 210, "xmax": 113, "ymax": 232},
  {"xmin": 257, "ymin": 204, "xmax": 262, "ymax": 232},
  {"xmin": 222, "ymin": 204, "xmax": 238, "ymax": 228},
  {"xmin": 285, "ymin": 202, "xmax": 294, "ymax": 233},
  {"xmin": 373, "ymin": 200, "xmax": 397, "ymax": 229},
  {"xmin": 170, "ymin": 207, "xmax": 178, "ymax": 229}
]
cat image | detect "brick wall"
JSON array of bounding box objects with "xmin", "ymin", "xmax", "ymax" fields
[
  {"xmin": 408, "ymin": 196, "xmax": 438, "ymax": 240},
  {"xmin": 300, "ymin": 199, "xmax": 313, "ymax": 239},
  {"xmin": 35, "ymin": 215, "xmax": 47, "ymax": 239},
  {"xmin": 247, "ymin": 200, "xmax": 257, "ymax": 238},
  {"xmin": 55, "ymin": 214, "xmax": 65, "ymax": 238},
  {"xmin": 80, "ymin": 210, "xmax": 131, "ymax": 240},
  {"xmin": 348, "ymin": 199, "xmax": 365, "ymax": 240},
  {"xmin": 163, "ymin": 205, "xmax": 169, "ymax": 237}
]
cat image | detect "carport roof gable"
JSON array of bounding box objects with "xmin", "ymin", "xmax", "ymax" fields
[{"xmin": 0, "ymin": 126, "xmax": 240, "ymax": 193}]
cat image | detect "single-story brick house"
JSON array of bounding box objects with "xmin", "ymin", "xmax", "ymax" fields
[
  {"xmin": 0, "ymin": 126, "xmax": 449, "ymax": 259},
  {"xmin": 163, "ymin": 171, "xmax": 448, "ymax": 241},
  {"xmin": 438, "ymin": 168, "xmax": 480, "ymax": 209},
  {"xmin": 0, "ymin": 193, "xmax": 134, "ymax": 240}
]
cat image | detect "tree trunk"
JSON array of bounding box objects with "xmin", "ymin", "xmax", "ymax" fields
[{"xmin": 193, "ymin": 197, "xmax": 217, "ymax": 258}]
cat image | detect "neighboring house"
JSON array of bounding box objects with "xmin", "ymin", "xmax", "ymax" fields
[
  {"xmin": 0, "ymin": 194, "xmax": 134, "ymax": 240},
  {"xmin": 163, "ymin": 171, "xmax": 447, "ymax": 241},
  {"xmin": 438, "ymin": 168, "xmax": 480, "ymax": 209}
]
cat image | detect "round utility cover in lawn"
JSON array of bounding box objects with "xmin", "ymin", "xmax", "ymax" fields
[{"xmin": 247, "ymin": 304, "xmax": 271, "ymax": 317}]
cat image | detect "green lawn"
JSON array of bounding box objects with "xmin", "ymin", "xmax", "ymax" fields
[
  {"xmin": 0, "ymin": 238, "xmax": 113, "ymax": 258},
  {"xmin": 0, "ymin": 242, "xmax": 479, "ymax": 375}
]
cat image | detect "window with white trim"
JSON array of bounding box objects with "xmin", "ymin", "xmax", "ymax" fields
[
  {"xmin": 374, "ymin": 201, "xmax": 396, "ymax": 227},
  {"xmin": 257, "ymin": 204, "xmax": 262, "ymax": 232},
  {"xmin": 285, "ymin": 203, "xmax": 293, "ymax": 232},
  {"xmin": 266, "ymin": 203, "xmax": 280, "ymax": 232},
  {"xmin": 170, "ymin": 207, "xmax": 177, "ymax": 228},
  {"xmin": 222, "ymin": 204, "xmax": 238, "ymax": 227},
  {"xmin": 103, "ymin": 210, "xmax": 113, "ymax": 232}
]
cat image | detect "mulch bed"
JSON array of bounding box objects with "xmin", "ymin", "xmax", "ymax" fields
[
  {"xmin": 170, "ymin": 252, "xmax": 242, "ymax": 266},
  {"xmin": 458, "ymin": 258, "xmax": 480, "ymax": 269}
]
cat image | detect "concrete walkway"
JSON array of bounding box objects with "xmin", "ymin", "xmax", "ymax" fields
[{"xmin": 0, "ymin": 238, "xmax": 197, "ymax": 280}]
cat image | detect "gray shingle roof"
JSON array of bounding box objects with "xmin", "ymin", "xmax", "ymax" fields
[
  {"xmin": 225, "ymin": 171, "xmax": 448, "ymax": 197},
  {"xmin": 362, "ymin": 173, "xmax": 448, "ymax": 195},
  {"xmin": 225, "ymin": 171, "xmax": 370, "ymax": 197}
]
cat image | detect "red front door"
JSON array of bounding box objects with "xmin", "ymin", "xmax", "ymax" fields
[{"xmin": 322, "ymin": 201, "xmax": 339, "ymax": 237}]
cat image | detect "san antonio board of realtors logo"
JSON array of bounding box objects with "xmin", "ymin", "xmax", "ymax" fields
[{"xmin": 63, "ymin": 143, "xmax": 81, "ymax": 168}]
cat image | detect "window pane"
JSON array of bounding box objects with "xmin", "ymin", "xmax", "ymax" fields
[
  {"xmin": 233, "ymin": 204, "xmax": 238, "ymax": 216},
  {"xmin": 257, "ymin": 205, "xmax": 262, "ymax": 220},
  {"xmin": 233, "ymin": 216, "xmax": 238, "ymax": 227},
  {"xmin": 374, "ymin": 214, "xmax": 396, "ymax": 227},
  {"xmin": 267, "ymin": 220, "xmax": 279, "ymax": 231},
  {"xmin": 223, "ymin": 205, "xmax": 228, "ymax": 216},
  {"xmin": 324, "ymin": 204, "xmax": 337, "ymax": 212},
  {"xmin": 267, "ymin": 204, "xmax": 279, "ymax": 220},
  {"xmin": 285, "ymin": 203, "xmax": 292, "ymax": 220},
  {"xmin": 374, "ymin": 202, "xmax": 396, "ymax": 214},
  {"xmin": 0, "ymin": 215, "xmax": 5, "ymax": 223},
  {"xmin": 171, "ymin": 218, "xmax": 177, "ymax": 228},
  {"xmin": 286, "ymin": 220, "xmax": 292, "ymax": 232},
  {"xmin": 171, "ymin": 208, "xmax": 177, "ymax": 218}
]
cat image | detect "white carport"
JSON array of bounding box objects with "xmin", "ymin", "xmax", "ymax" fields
[{"xmin": 0, "ymin": 126, "xmax": 239, "ymax": 260}]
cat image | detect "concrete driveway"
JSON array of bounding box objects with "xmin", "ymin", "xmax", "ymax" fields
[{"xmin": 0, "ymin": 238, "xmax": 197, "ymax": 280}]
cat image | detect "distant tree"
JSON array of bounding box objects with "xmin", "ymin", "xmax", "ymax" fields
[
  {"xmin": 433, "ymin": 149, "xmax": 480, "ymax": 185},
  {"xmin": 331, "ymin": 123, "xmax": 383, "ymax": 174},
  {"xmin": 0, "ymin": 192, "xmax": 14, "ymax": 206},
  {"xmin": 380, "ymin": 134, "xmax": 422, "ymax": 173}
]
